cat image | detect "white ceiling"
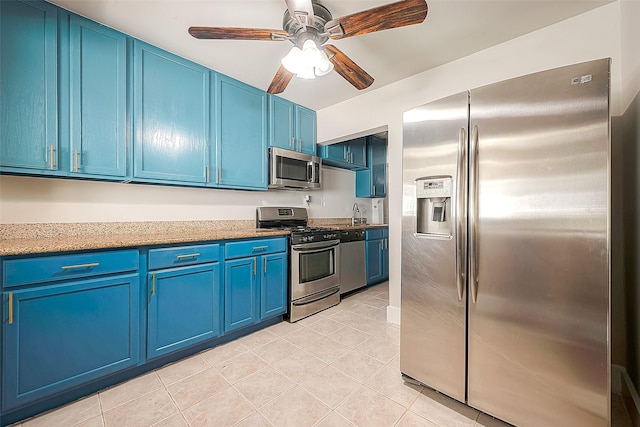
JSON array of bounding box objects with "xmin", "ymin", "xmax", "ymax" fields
[{"xmin": 49, "ymin": 0, "xmax": 613, "ymax": 111}]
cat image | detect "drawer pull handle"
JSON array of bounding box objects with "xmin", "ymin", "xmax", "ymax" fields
[
  {"xmin": 176, "ymin": 253, "xmax": 200, "ymax": 260},
  {"xmin": 8, "ymin": 292, "xmax": 13, "ymax": 324},
  {"xmin": 253, "ymin": 246, "xmax": 268, "ymax": 252},
  {"xmin": 61, "ymin": 262, "xmax": 100, "ymax": 271},
  {"xmin": 152, "ymin": 273, "xmax": 157, "ymax": 296}
]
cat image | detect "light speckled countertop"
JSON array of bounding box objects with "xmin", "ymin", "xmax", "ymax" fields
[
  {"xmin": 0, "ymin": 220, "xmax": 388, "ymax": 257},
  {"xmin": 0, "ymin": 229, "xmax": 289, "ymax": 257}
]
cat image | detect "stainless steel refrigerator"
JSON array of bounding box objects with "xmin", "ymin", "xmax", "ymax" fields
[{"xmin": 401, "ymin": 58, "xmax": 610, "ymax": 427}]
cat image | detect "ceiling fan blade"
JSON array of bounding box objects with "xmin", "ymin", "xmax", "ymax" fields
[
  {"xmin": 285, "ymin": 0, "xmax": 315, "ymax": 27},
  {"xmin": 267, "ymin": 65, "xmax": 294, "ymax": 94},
  {"xmin": 188, "ymin": 27, "xmax": 288, "ymax": 41},
  {"xmin": 324, "ymin": 0, "xmax": 428, "ymax": 40},
  {"xmin": 324, "ymin": 45, "xmax": 374, "ymax": 90}
]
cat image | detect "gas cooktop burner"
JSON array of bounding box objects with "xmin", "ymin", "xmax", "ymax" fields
[{"xmin": 287, "ymin": 226, "xmax": 332, "ymax": 233}]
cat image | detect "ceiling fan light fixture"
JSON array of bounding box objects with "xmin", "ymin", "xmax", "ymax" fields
[{"xmin": 281, "ymin": 39, "xmax": 333, "ymax": 79}]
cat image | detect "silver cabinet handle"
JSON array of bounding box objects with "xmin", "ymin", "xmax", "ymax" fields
[
  {"xmin": 291, "ymin": 137, "xmax": 295, "ymax": 150},
  {"xmin": 48, "ymin": 145, "xmax": 55, "ymax": 170},
  {"xmin": 176, "ymin": 253, "xmax": 200, "ymax": 260},
  {"xmin": 74, "ymin": 148, "xmax": 80, "ymax": 173},
  {"xmin": 252, "ymin": 245, "xmax": 269, "ymax": 252},
  {"xmin": 469, "ymin": 125, "xmax": 479, "ymax": 304},
  {"xmin": 151, "ymin": 272, "xmax": 157, "ymax": 295},
  {"xmin": 455, "ymin": 127, "xmax": 467, "ymax": 302},
  {"xmin": 206, "ymin": 166, "xmax": 210, "ymax": 183},
  {"xmin": 298, "ymin": 139, "xmax": 302, "ymax": 152},
  {"xmin": 61, "ymin": 262, "xmax": 99, "ymax": 270}
]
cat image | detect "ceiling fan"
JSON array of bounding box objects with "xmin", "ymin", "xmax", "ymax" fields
[{"xmin": 188, "ymin": 0, "xmax": 428, "ymax": 94}]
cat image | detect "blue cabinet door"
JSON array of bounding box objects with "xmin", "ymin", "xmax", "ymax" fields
[
  {"xmin": 260, "ymin": 253, "xmax": 287, "ymax": 320},
  {"xmin": 133, "ymin": 40, "xmax": 209, "ymax": 183},
  {"xmin": 321, "ymin": 143, "xmax": 347, "ymax": 163},
  {"xmin": 224, "ymin": 257, "xmax": 257, "ymax": 332},
  {"xmin": 366, "ymin": 239, "xmax": 384, "ymax": 285},
  {"xmin": 0, "ymin": 0, "xmax": 59, "ymax": 172},
  {"xmin": 295, "ymin": 105, "xmax": 316, "ymax": 155},
  {"xmin": 2, "ymin": 274, "xmax": 140, "ymax": 410},
  {"xmin": 348, "ymin": 137, "xmax": 367, "ymax": 169},
  {"xmin": 69, "ymin": 16, "xmax": 127, "ymax": 178},
  {"xmin": 318, "ymin": 139, "xmax": 366, "ymax": 170},
  {"xmin": 216, "ymin": 75, "xmax": 268, "ymax": 189},
  {"xmin": 356, "ymin": 134, "xmax": 387, "ymax": 198},
  {"xmin": 147, "ymin": 263, "xmax": 221, "ymax": 359},
  {"xmin": 269, "ymin": 95, "xmax": 295, "ymax": 151},
  {"xmin": 381, "ymin": 237, "xmax": 389, "ymax": 282}
]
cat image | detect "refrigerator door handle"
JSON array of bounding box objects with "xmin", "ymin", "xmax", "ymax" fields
[
  {"xmin": 455, "ymin": 127, "xmax": 467, "ymax": 301},
  {"xmin": 469, "ymin": 125, "xmax": 479, "ymax": 303}
]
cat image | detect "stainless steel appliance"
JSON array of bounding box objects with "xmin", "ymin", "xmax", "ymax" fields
[
  {"xmin": 339, "ymin": 229, "xmax": 366, "ymax": 295},
  {"xmin": 401, "ymin": 59, "xmax": 610, "ymax": 427},
  {"xmin": 268, "ymin": 147, "xmax": 321, "ymax": 190},
  {"xmin": 256, "ymin": 207, "xmax": 340, "ymax": 322}
]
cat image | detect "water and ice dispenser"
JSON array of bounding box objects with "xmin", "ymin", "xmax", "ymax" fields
[{"xmin": 415, "ymin": 177, "xmax": 453, "ymax": 238}]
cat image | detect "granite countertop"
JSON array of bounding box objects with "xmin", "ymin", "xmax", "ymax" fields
[
  {"xmin": 0, "ymin": 227, "xmax": 289, "ymax": 256},
  {"xmin": 0, "ymin": 220, "xmax": 388, "ymax": 257}
]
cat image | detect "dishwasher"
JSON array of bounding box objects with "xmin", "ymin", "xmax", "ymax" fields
[{"xmin": 339, "ymin": 229, "xmax": 367, "ymax": 295}]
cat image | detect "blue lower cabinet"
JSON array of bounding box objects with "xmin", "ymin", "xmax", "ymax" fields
[
  {"xmin": 366, "ymin": 228, "xmax": 389, "ymax": 285},
  {"xmin": 2, "ymin": 274, "xmax": 140, "ymax": 411},
  {"xmin": 147, "ymin": 263, "xmax": 222, "ymax": 359},
  {"xmin": 261, "ymin": 253, "xmax": 287, "ymax": 319},
  {"xmin": 224, "ymin": 238, "xmax": 288, "ymax": 333},
  {"xmin": 224, "ymin": 257, "xmax": 257, "ymax": 332}
]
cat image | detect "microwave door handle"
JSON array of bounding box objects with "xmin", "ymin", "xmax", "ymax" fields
[{"xmin": 308, "ymin": 161, "xmax": 314, "ymax": 183}]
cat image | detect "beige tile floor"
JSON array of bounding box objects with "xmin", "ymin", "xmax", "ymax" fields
[{"xmin": 13, "ymin": 281, "xmax": 634, "ymax": 427}]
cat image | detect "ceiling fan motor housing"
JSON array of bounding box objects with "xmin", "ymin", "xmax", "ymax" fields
[{"xmin": 283, "ymin": 1, "xmax": 333, "ymax": 48}]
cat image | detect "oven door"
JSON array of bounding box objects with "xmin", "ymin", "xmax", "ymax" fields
[{"xmin": 291, "ymin": 240, "xmax": 340, "ymax": 301}]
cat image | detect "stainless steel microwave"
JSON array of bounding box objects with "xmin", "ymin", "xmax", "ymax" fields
[{"xmin": 268, "ymin": 147, "xmax": 322, "ymax": 190}]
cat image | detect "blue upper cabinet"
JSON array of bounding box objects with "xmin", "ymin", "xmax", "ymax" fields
[
  {"xmin": 356, "ymin": 134, "xmax": 387, "ymax": 198},
  {"xmin": 133, "ymin": 40, "xmax": 209, "ymax": 184},
  {"xmin": 69, "ymin": 16, "xmax": 127, "ymax": 178},
  {"xmin": 216, "ymin": 74, "xmax": 268, "ymax": 190},
  {"xmin": 318, "ymin": 137, "xmax": 367, "ymax": 170},
  {"xmin": 268, "ymin": 96, "xmax": 316, "ymax": 156},
  {"xmin": 295, "ymin": 105, "xmax": 317, "ymax": 155},
  {"xmin": 269, "ymin": 96, "xmax": 296, "ymax": 151},
  {"xmin": 0, "ymin": 1, "xmax": 60, "ymax": 173}
]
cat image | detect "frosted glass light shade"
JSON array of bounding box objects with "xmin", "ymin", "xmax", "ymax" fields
[{"xmin": 281, "ymin": 39, "xmax": 334, "ymax": 79}]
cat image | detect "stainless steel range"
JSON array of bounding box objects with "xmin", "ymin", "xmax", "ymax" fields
[{"xmin": 256, "ymin": 207, "xmax": 340, "ymax": 322}]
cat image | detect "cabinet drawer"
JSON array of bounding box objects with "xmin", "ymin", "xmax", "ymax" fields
[
  {"xmin": 3, "ymin": 250, "xmax": 139, "ymax": 288},
  {"xmin": 148, "ymin": 243, "xmax": 221, "ymax": 270},
  {"xmin": 225, "ymin": 238, "xmax": 287, "ymax": 260},
  {"xmin": 366, "ymin": 228, "xmax": 388, "ymax": 240}
]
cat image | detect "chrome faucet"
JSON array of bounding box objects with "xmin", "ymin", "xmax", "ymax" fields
[{"xmin": 352, "ymin": 202, "xmax": 362, "ymax": 226}]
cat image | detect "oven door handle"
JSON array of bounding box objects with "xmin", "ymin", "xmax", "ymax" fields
[
  {"xmin": 291, "ymin": 239, "xmax": 340, "ymax": 252},
  {"xmin": 291, "ymin": 286, "xmax": 340, "ymax": 306}
]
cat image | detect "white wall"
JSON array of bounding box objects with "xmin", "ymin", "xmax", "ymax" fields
[
  {"xmin": 317, "ymin": 2, "xmax": 626, "ymax": 320},
  {"xmin": 0, "ymin": 166, "xmax": 359, "ymax": 223}
]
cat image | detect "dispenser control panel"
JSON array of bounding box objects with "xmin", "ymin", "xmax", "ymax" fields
[
  {"xmin": 415, "ymin": 176, "xmax": 453, "ymax": 238},
  {"xmin": 416, "ymin": 178, "xmax": 452, "ymax": 199}
]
